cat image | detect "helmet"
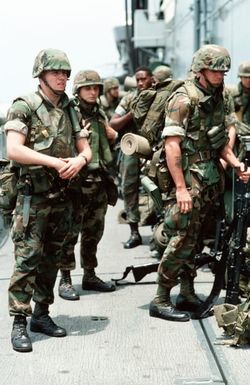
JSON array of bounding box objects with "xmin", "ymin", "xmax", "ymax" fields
[
  {"xmin": 152, "ymin": 221, "xmax": 169, "ymax": 254},
  {"xmin": 153, "ymin": 65, "xmax": 173, "ymax": 82},
  {"xmin": 191, "ymin": 44, "xmax": 231, "ymax": 73},
  {"xmin": 123, "ymin": 75, "xmax": 137, "ymax": 91},
  {"xmin": 32, "ymin": 48, "xmax": 71, "ymax": 78},
  {"xmin": 238, "ymin": 61, "xmax": 250, "ymax": 77},
  {"xmin": 103, "ymin": 77, "xmax": 120, "ymax": 94},
  {"xmin": 72, "ymin": 70, "xmax": 103, "ymax": 95}
]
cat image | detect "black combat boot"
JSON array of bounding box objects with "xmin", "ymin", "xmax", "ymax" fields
[
  {"xmin": 149, "ymin": 285, "xmax": 190, "ymax": 322},
  {"xmin": 124, "ymin": 222, "xmax": 142, "ymax": 249},
  {"xmin": 30, "ymin": 303, "xmax": 66, "ymax": 337},
  {"xmin": 58, "ymin": 270, "xmax": 80, "ymax": 301},
  {"xmin": 82, "ymin": 268, "xmax": 116, "ymax": 292},
  {"xmin": 175, "ymin": 274, "xmax": 204, "ymax": 312},
  {"xmin": 11, "ymin": 315, "xmax": 32, "ymax": 352}
]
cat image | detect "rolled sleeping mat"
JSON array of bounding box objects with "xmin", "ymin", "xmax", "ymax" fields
[{"xmin": 120, "ymin": 133, "xmax": 152, "ymax": 158}]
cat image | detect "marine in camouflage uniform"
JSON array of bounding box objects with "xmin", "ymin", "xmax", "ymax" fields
[
  {"xmin": 58, "ymin": 70, "xmax": 118, "ymax": 300},
  {"xmin": 100, "ymin": 77, "xmax": 123, "ymax": 120},
  {"xmin": 100, "ymin": 77, "xmax": 124, "ymax": 184},
  {"xmin": 229, "ymin": 61, "xmax": 250, "ymax": 296},
  {"xmin": 5, "ymin": 49, "xmax": 91, "ymax": 352},
  {"xmin": 110, "ymin": 67, "xmax": 153, "ymax": 248},
  {"xmin": 149, "ymin": 44, "xmax": 250, "ymax": 322}
]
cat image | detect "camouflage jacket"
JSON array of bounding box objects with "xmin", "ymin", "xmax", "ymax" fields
[
  {"xmin": 162, "ymin": 78, "xmax": 236, "ymax": 187},
  {"xmin": 5, "ymin": 87, "xmax": 81, "ymax": 159},
  {"xmin": 114, "ymin": 89, "xmax": 139, "ymax": 135},
  {"xmin": 229, "ymin": 82, "xmax": 250, "ymax": 126},
  {"xmin": 74, "ymin": 98, "xmax": 113, "ymax": 174}
]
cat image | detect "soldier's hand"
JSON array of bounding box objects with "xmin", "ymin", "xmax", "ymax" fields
[
  {"xmin": 105, "ymin": 124, "xmax": 118, "ymax": 142},
  {"xmin": 176, "ymin": 187, "xmax": 193, "ymax": 213},
  {"xmin": 53, "ymin": 158, "xmax": 67, "ymax": 173},
  {"xmin": 235, "ymin": 162, "xmax": 250, "ymax": 183},
  {"xmin": 58, "ymin": 157, "xmax": 85, "ymax": 179}
]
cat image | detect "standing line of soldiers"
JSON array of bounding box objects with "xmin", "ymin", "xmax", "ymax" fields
[{"xmin": 3, "ymin": 44, "xmax": 250, "ymax": 354}]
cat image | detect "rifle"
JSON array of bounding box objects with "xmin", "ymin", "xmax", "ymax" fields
[
  {"xmin": 225, "ymin": 163, "xmax": 250, "ymax": 304},
  {"xmin": 112, "ymin": 262, "xmax": 159, "ymax": 284},
  {"xmin": 192, "ymin": 197, "xmax": 231, "ymax": 318}
]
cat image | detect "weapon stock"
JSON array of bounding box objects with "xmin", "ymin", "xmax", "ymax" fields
[{"xmin": 112, "ymin": 262, "xmax": 159, "ymax": 284}]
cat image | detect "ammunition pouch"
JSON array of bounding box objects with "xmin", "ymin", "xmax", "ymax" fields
[
  {"xmin": 155, "ymin": 163, "xmax": 173, "ymax": 193},
  {"xmin": 20, "ymin": 166, "xmax": 52, "ymax": 194},
  {"xmin": 0, "ymin": 163, "xmax": 18, "ymax": 215},
  {"xmin": 207, "ymin": 125, "xmax": 228, "ymax": 149},
  {"xmin": 214, "ymin": 298, "xmax": 250, "ymax": 346},
  {"xmin": 187, "ymin": 150, "xmax": 217, "ymax": 164},
  {"xmin": 148, "ymin": 148, "xmax": 173, "ymax": 194}
]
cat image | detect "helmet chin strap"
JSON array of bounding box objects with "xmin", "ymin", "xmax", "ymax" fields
[
  {"xmin": 41, "ymin": 76, "xmax": 64, "ymax": 96},
  {"xmin": 202, "ymin": 71, "xmax": 224, "ymax": 93}
]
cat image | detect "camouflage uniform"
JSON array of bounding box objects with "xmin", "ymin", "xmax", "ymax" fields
[
  {"xmin": 115, "ymin": 90, "xmax": 141, "ymax": 223},
  {"xmin": 100, "ymin": 77, "xmax": 122, "ymax": 120},
  {"xmin": 231, "ymin": 61, "xmax": 250, "ymax": 125},
  {"xmin": 5, "ymin": 49, "xmax": 92, "ymax": 353},
  {"xmin": 149, "ymin": 45, "xmax": 242, "ymax": 322},
  {"xmin": 158, "ymin": 82, "xmax": 234, "ymax": 287},
  {"xmin": 59, "ymin": 70, "xmax": 116, "ymax": 294},
  {"xmin": 5, "ymin": 92, "xmax": 82, "ymax": 316},
  {"xmin": 229, "ymin": 61, "xmax": 250, "ymax": 296}
]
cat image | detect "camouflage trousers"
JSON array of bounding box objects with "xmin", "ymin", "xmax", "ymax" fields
[
  {"xmin": 158, "ymin": 183, "xmax": 221, "ymax": 288},
  {"xmin": 9, "ymin": 193, "xmax": 73, "ymax": 317},
  {"xmin": 120, "ymin": 153, "xmax": 140, "ymax": 223},
  {"xmin": 60, "ymin": 181, "xmax": 108, "ymax": 270}
]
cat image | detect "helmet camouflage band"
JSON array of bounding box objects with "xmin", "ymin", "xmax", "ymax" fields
[
  {"xmin": 32, "ymin": 48, "xmax": 71, "ymax": 78},
  {"xmin": 104, "ymin": 77, "xmax": 120, "ymax": 94},
  {"xmin": 72, "ymin": 70, "xmax": 104, "ymax": 95},
  {"xmin": 191, "ymin": 44, "xmax": 231, "ymax": 73},
  {"xmin": 238, "ymin": 61, "xmax": 250, "ymax": 77}
]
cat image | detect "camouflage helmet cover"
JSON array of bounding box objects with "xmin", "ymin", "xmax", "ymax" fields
[
  {"xmin": 191, "ymin": 44, "xmax": 231, "ymax": 73},
  {"xmin": 104, "ymin": 77, "xmax": 120, "ymax": 94},
  {"xmin": 32, "ymin": 48, "xmax": 71, "ymax": 78},
  {"xmin": 72, "ymin": 70, "xmax": 103, "ymax": 95},
  {"xmin": 153, "ymin": 65, "xmax": 173, "ymax": 82},
  {"xmin": 238, "ymin": 61, "xmax": 250, "ymax": 77}
]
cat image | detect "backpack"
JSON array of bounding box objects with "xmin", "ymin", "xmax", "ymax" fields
[
  {"xmin": 146, "ymin": 79, "xmax": 231, "ymax": 193},
  {"xmin": 131, "ymin": 79, "xmax": 184, "ymax": 146}
]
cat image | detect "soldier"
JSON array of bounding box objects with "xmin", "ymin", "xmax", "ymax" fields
[
  {"xmin": 110, "ymin": 67, "xmax": 153, "ymax": 248},
  {"xmin": 149, "ymin": 44, "xmax": 250, "ymax": 322},
  {"xmin": 229, "ymin": 61, "xmax": 250, "ymax": 296},
  {"xmin": 5, "ymin": 48, "xmax": 91, "ymax": 352},
  {"xmin": 100, "ymin": 77, "xmax": 124, "ymax": 184},
  {"xmin": 232, "ymin": 61, "xmax": 250, "ymax": 124},
  {"xmin": 58, "ymin": 70, "xmax": 117, "ymax": 300},
  {"xmin": 100, "ymin": 77, "xmax": 123, "ymax": 120}
]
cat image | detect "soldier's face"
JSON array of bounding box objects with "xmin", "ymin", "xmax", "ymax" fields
[
  {"xmin": 201, "ymin": 69, "xmax": 226, "ymax": 88},
  {"xmin": 108, "ymin": 87, "xmax": 119, "ymax": 99},
  {"xmin": 241, "ymin": 77, "xmax": 250, "ymax": 90},
  {"xmin": 135, "ymin": 71, "xmax": 153, "ymax": 91},
  {"xmin": 79, "ymin": 85, "xmax": 100, "ymax": 104},
  {"xmin": 43, "ymin": 70, "xmax": 68, "ymax": 92}
]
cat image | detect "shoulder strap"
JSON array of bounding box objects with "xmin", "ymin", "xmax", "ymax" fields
[
  {"xmin": 182, "ymin": 80, "xmax": 200, "ymax": 108},
  {"xmin": 16, "ymin": 93, "xmax": 51, "ymax": 128}
]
